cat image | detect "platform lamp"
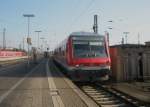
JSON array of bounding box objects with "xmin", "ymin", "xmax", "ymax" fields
[
  {"xmin": 23, "ymin": 14, "xmax": 35, "ymax": 66},
  {"xmin": 35, "ymin": 30, "xmax": 42, "ymax": 50},
  {"xmin": 40, "ymin": 37, "xmax": 45, "ymax": 52}
]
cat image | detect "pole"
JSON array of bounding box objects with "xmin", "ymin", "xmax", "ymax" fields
[
  {"xmin": 125, "ymin": 35, "xmax": 127, "ymax": 44},
  {"xmin": 27, "ymin": 17, "xmax": 30, "ymax": 66},
  {"xmin": 35, "ymin": 31, "xmax": 42, "ymax": 50},
  {"xmin": 138, "ymin": 33, "xmax": 140, "ymax": 45},
  {"xmin": 28, "ymin": 17, "xmax": 30, "ymax": 38},
  {"xmin": 38, "ymin": 32, "xmax": 39, "ymax": 49},
  {"xmin": 121, "ymin": 37, "xmax": 124, "ymax": 45},
  {"xmin": 40, "ymin": 37, "xmax": 45, "ymax": 52},
  {"xmin": 23, "ymin": 37, "xmax": 24, "ymax": 50},
  {"xmin": 123, "ymin": 32, "xmax": 129, "ymax": 44},
  {"xmin": 3, "ymin": 28, "xmax": 6, "ymax": 49},
  {"xmin": 23, "ymin": 14, "xmax": 35, "ymax": 66},
  {"xmin": 105, "ymin": 31, "xmax": 109, "ymax": 46},
  {"xmin": 93, "ymin": 15, "xmax": 98, "ymax": 33},
  {"xmin": 19, "ymin": 43, "xmax": 21, "ymax": 50}
]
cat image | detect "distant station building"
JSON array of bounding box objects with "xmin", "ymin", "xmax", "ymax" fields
[
  {"xmin": 145, "ymin": 41, "xmax": 150, "ymax": 46},
  {"xmin": 110, "ymin": 43, "xmax": 150, "ymax": 82}
]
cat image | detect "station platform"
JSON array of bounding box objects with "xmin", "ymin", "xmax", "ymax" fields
[
  {"xmin": 0, "ymin": 58, "xmax": 98, "ymax": 107},
  {"xmin": 0, "ymin": 56, "xmax": 27, "ymax": 62},
  {"xmin": 112, "ymin": 83, "xmax": 150, "ymax": 103},
  {"xmin": 48, "ymin": 59, "xmax": 98, "ymax": 107},
  {"xmin": 0, "ymin": 56, "xmax": 28, "ymax": 67}
]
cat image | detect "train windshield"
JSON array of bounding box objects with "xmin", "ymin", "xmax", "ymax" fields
[{"xmin": 73, "ymin": 36, "xmax": 107, "ymax": 58}]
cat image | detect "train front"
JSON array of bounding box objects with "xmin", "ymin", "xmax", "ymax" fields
[{"xmin": 69, "ymin": 32, "xmax": 111, "ymax": 81}]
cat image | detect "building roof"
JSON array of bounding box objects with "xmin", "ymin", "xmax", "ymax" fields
[
  {"xmin": 145, "ymin": 41, "xmax": 150, "ymax": 46},
  {"xmin": 110, "ymin": 44, "xmax": 148, "ymax": 48}
]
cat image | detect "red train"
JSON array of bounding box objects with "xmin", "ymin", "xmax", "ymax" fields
[{"xmin": 53, "ymin": 32, "xmax": 111, "ymax": 81}]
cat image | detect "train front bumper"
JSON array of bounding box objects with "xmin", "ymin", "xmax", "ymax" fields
[{"xmin": 68, "ymin": 65, "xmax": 111, "ymax": 81}]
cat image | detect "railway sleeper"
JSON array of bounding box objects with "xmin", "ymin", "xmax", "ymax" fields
[
  {"xmin": 106, "ymin": 89, "xmax": 142, "ymax": 105},
  {"xmin": 83, "ymin": 89, "xmax": 96, "ymax": 91},
  {"xmin": 82, "ymin": 86, "xmax": 93, "ymax": 88},
  {"xmin": 97, "ymin": 100, "xmax": 121, "ymax": 104},
  {"xmin": 80, "ymin": 84, "xmax": 147, "ymax": 107},
  {"xmin": 84, "ymin": 90, "xmax": 98, "ymax": 93},
  {"xmin": 100, "ymin": 103, "xmax": 127, "ymax": 107},
  {"xmin": 84, "ymin": 88, "xmax": 101, "ymax": 92},
  {"xmin": 94, "ymin": 97, "xmax": 117, "ymax": 101},
  {"xmin": 88, "ymin": 92, "xmax": 108, "ymax": 96},
  {"xmin": 92, "ymin": 94, "xmax": 112, "ymax": 98},
  {"xmin": 91, "ymin": 94, "xmax": 112, "ymax": 98}
]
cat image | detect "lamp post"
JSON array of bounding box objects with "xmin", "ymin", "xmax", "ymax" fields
[
  {"xmin": 40, "ymin": 37, "xmax": 45, "ymax": 52},
  {"xmin": 22, "ymin": 37, "xmax": 25, "ymax": 51},
  {"xmin": 23, "ymin": 14, "xmax": 35, "ymax": 66},
  {"xmin": 35, "ymin": 31, "xmax": 42, "ymax": 50},
  {"xmin": 3, "ymin": 28, "xmax": 6, "ymax": 50},
  {"xmin": 107, "ymin": 19, "xmax": 114, "ymax": 45}
]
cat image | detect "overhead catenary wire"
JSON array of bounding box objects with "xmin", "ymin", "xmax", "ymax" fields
[{"xmin": 67, "ymin": 0, "xmax": 96, "ymax": 33}]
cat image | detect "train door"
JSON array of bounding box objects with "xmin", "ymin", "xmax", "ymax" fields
[{"xmin": 138, "ymin": 53, "xmax": 143, "ymax": 81}]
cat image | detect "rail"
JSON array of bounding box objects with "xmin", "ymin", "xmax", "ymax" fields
[{"xmin": 75, "ymin": 82, "xmax": 149, "ymax": 107}]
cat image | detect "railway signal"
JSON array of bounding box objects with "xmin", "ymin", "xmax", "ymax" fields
[{"xmin": 27, "ymin": 37, "xmax": 32, "ymax": 45}]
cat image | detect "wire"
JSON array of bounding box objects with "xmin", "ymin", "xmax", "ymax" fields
[{"xmin": 67, "ymin": 0, "xmax": 96, "ymax": 33}]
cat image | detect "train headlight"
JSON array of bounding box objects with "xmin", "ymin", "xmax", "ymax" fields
[
  {"xmin": 75, "ymin": 64, "xmax": 79, "ymax": 67},
  {"xmin": 107, "ymin": 66, "xmax": 111, "ymax": 70},
  {"xmin": 101, "ymin": 65, "xmax": 110, "ymax": 70}
]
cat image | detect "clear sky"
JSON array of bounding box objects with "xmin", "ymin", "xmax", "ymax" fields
[{"xmin": 0, "ymin": 0, "xmax": 150, "ymax": 50}]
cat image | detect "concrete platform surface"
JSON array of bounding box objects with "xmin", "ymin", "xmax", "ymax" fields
[
  {"xmin": 48, "ymin": 59, "xmax": 98, "ymax": 107},
  {"xmin": 0, "ymin": 59, "xmax": 53, "ymax": 107},
  {"xmin": 112, "ymin": 83, "xmax": 150, "ymax": 103},
  {"xmin": 0, "ymin": 58, "xmax": 98, "ymax": 107},
  {"xmin": 130, "ymin": 82, "xmax": 150, "ymax": 92}
]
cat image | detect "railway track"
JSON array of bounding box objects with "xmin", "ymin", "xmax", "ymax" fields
[
  {"xmin": 53, "ymin": 61, "xmax": 149, "ymax": 107},
  {"xmin": 76, "ymin": 82, "xmax": 149, "ymax": 107}
]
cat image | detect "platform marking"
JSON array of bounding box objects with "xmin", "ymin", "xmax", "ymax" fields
[
  {"xmin": 0, "ymin": 61, "xmax": 41, "ymax": 104},
  {"xmin": 46, "ymin": 60, "xmax": 65, "ymax": 107}
]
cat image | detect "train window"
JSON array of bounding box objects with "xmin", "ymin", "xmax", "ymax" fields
[
  {"xmin": 91, "ymin": 45, "xmax": 107, "ymax": 57},
  {"xmin": 73, "ymin": 41, "xmax": 88, "ymax": 45},
  {"xmin": 74, "ymin": 44, "xmax": 89, "ymax": 58},
  {"xmin": 73, "ymin": 40, "xmax": 107, "ymax": 58},
  {"xmin": 72, "ymin": 36, "xmax": 104, "ymax": 41},
  {"xmin": 89, "ymin": 42, "xmax": 103, "ymax": 46}
]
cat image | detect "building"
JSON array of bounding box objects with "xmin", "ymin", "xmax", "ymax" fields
[
  {"xmin": 145, "ymin": 41, "xmax": 150, "ymax": 46},
  {"xmin": 110, "ymin": 44, "xmax": 150, "ymax": 82}
]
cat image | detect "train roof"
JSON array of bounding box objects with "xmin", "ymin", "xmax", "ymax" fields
[
  {"xmin": 54, "ymin": 32, "xmax": 104, "ymax": 50},
  {"xmin": 70, "ymin": 31, "xmax": 103, "ymax": 37}
]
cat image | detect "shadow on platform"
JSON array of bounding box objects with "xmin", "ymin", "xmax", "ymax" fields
[{"xmin": 0, "ymin": 58, "xmax": 66, "ymax": 78}]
